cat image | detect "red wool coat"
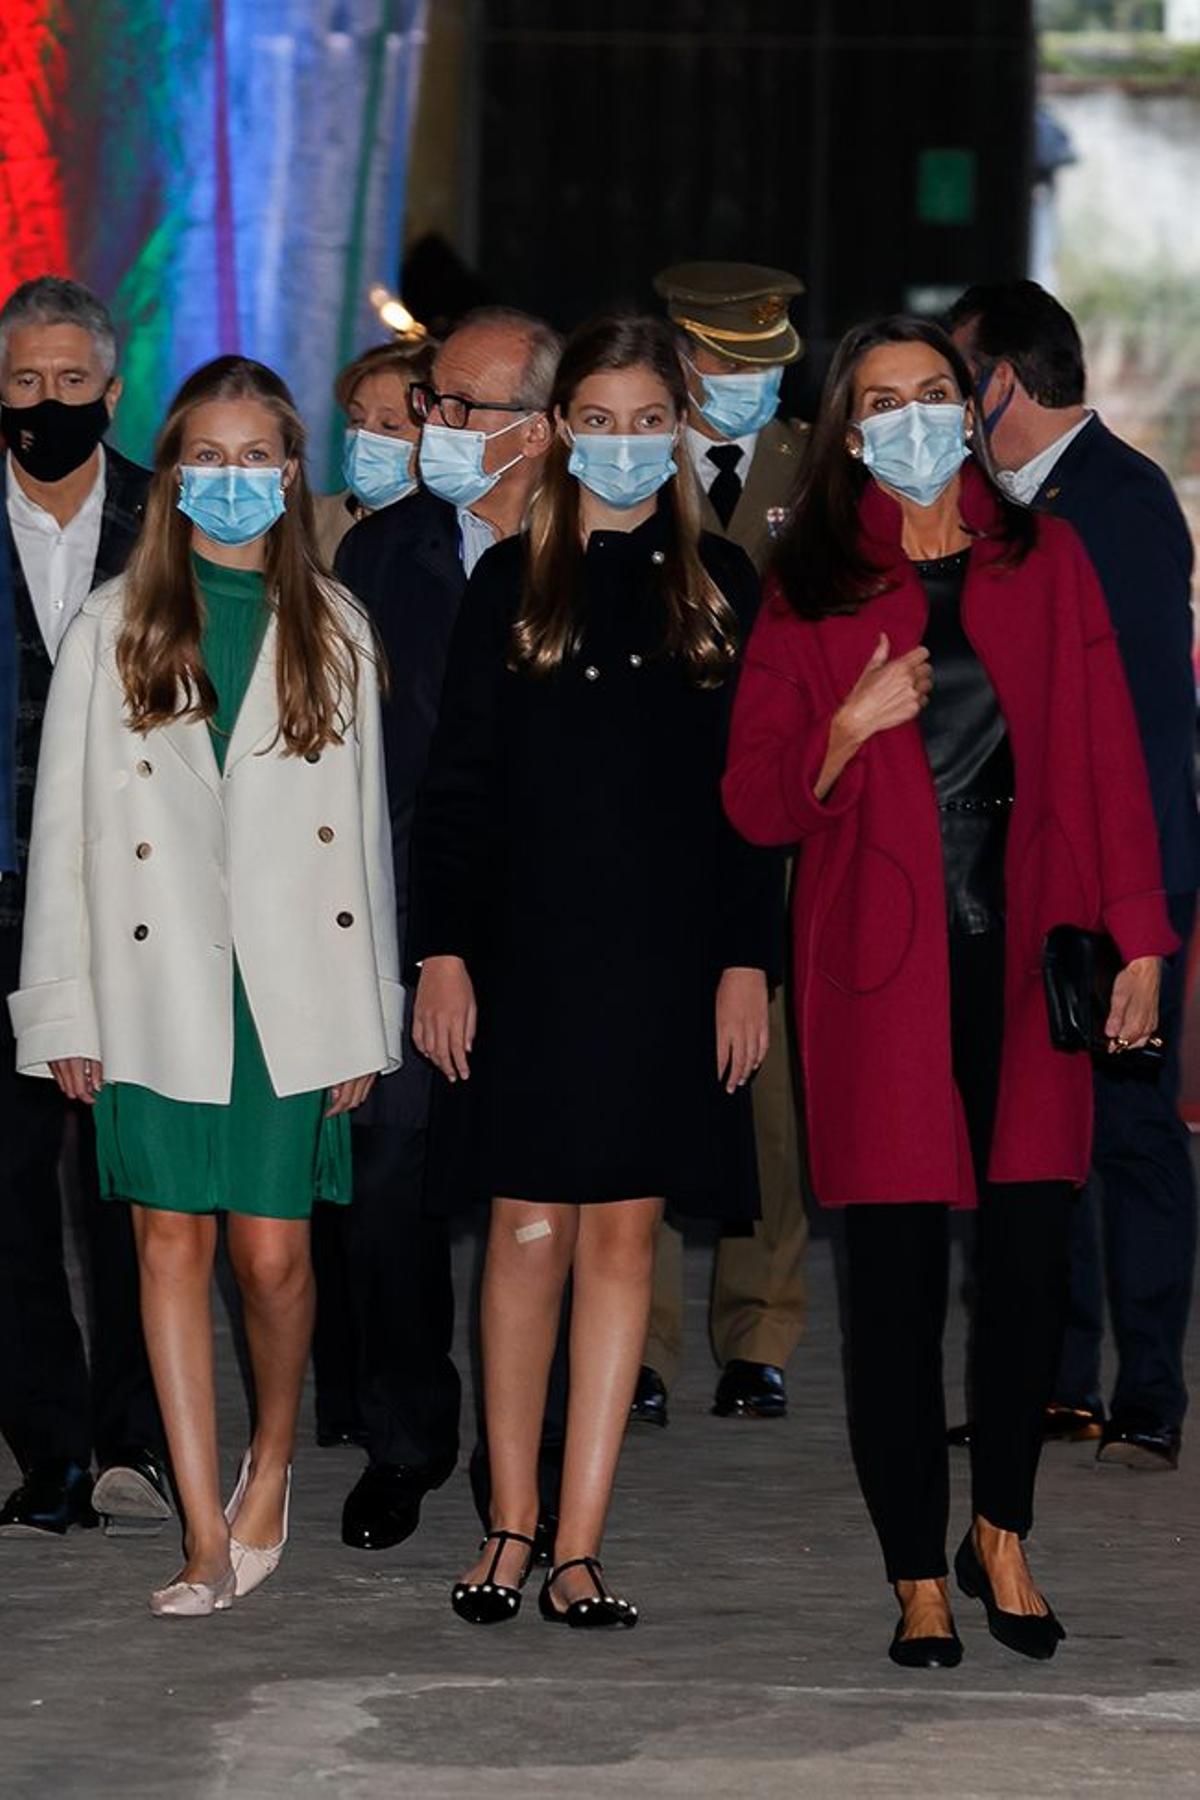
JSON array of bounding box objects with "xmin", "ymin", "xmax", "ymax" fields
[{"xmin": 723, "ymin": 463, "xmax": 1178, "ymax": 1209}]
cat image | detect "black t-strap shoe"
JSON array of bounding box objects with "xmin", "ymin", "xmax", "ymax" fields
[
  {"xmin": 538, "ymin": 1556, "xmax": 639, "ymax": 1629},
  {"xmin": 450, "ymin": 1529, "xmax": 536, "ymax": 1625}
]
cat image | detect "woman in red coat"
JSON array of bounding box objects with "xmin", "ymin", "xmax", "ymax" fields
[{"xmin": 723, "ymin": 316, "xmax": 1175, "ymax": 1669}]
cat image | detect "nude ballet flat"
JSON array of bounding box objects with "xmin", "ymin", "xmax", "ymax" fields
[
  {"xmin": 227, "ymin": 1452, "xmax": 292, "ymax": 1598},
  {"xmin": 149, "ymin": 1565, "xmax": 236, "ymax": 1618}
]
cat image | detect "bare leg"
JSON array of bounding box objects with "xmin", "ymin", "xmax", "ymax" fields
[
  {"xmin": 225, "ymin": 1215, "xmax": 314, "ymax": 1547},
  {"xmin": 131, "ymin": 1207, "xmax": 228, "ymax": 1584},
  {"xmin": 459, "ymin": 1199, "xmax": 578, "ymax": 1590},
  {"xmin": 550, "ymin": 1197, "xmax": 662, "ymax": 1609},
  {"xmin": 972, "ymin": 1515, "xmax": 1050, "ymax": 1616}
]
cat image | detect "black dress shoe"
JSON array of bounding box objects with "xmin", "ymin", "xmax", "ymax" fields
[
  {"xmin": 630, "ymin": 1366, "xmax": 668, "ymax": 1428},
  {"xmin": 946, "ymin": 1419, "xmax": 973, "ymax": 1448},
  {"xmin": 316, "ymin": 1420, "xmax": 370, "ymax": 1450},
  {"xmin": 341, "ymin": 1459, "xmax": 454, "ymax": 1550},
  {"xmin": 0, "ymin": 1460, "xmax": 99, "ymax": 1537},
  {"xmin": 712, "ymin": 1360, "xmax": 787, "ymax": 1419},
  {"xmin": 1097, "ymin": 1412, "xmax": 1181, "ymax": 1471},
  {"xmin": 92, "ymin": 1447, "xmax": 173, "ymax": 1538},
  {"xmin": 954, "ymin": 1531, "xmax": 1066, "ymax": 1660},
  {"xmin": 888, "ymin": 1622, "xmax": 963, "ymax": 1669}
]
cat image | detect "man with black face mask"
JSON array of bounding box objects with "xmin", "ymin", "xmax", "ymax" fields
[{"xmin": 0, "ymin": 276, "xmax": 165, "ymax": 1538}]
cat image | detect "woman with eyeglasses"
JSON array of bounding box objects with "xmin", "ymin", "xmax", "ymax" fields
[
  {"xmin": 723, "ymin": 316, "xmax": 1172, "ymax": 1667},
  {"xmin": 409, "ymin": 313, "xmax": 779, "ymax": 1630}
]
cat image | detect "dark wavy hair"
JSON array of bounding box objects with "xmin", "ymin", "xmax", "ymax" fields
[
  {"xmin": 512, "ymin": 312, "xmax": 738, "ymax": 688},
  {"xmin": 772, "ymin": 314, "xmax": 1037, "ymax": 620}
]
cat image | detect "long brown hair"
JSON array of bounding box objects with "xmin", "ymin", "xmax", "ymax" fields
[
  {"xmin": 513, "ymin": 313, "xmax": 738, "ymax": 688},
  {"xmin": 117, "ymin": 356, "xmax": 364, "ymax": 756},
  {"xmin": 772, "ymin": 315, "xmax": 1036, "ymax": 620}
]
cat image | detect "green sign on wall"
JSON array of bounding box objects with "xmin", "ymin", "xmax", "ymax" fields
[{"xmin": 917, "ymin": 149, "xmax": 977, "ymax": 225}]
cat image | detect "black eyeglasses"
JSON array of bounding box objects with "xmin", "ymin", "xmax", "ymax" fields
[{"xmin": 408, "ymin": 382, "xmax": 529, "ymax": 431}]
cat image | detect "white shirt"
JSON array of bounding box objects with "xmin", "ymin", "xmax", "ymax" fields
[
  {"xmin": 6, "ymin": 447, "xmax": 107, "ymax": 661},
  {"xmin": 685, "ymin": 426, "xmax": 758, "ymax": 495},
  {"xmin": 996, "ymin": 412, "xmax": 1093, "ymax": 507},
  {"xmin": 457, "ymin": 505, "xmax": 498, "ymax": 577}
]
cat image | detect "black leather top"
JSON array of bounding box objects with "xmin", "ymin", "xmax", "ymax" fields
[{"xmin": 916, "ymin": 549, "xmax": 1013, "ymax": 936}]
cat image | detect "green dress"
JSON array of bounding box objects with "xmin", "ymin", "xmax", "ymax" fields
[{"xmin": 94, "ymin": 553, "xmax": 352, "ymax": 1218}]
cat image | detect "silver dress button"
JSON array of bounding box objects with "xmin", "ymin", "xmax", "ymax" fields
[
  {"xmin": 584, "ymin": 665, "xmax": 600, "ymax": 682},
  {"xmin": 629, "ymin": 653, "xmax": 643, "ymax": 669},
  {"xmin": 651, "ymin": 549, "xmax": 666, "ymax": 565}
]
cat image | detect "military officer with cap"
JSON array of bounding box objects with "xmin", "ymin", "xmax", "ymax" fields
[{"xmin": 632, "ymin": 260, "xmax": 810, "ymax": 1428}]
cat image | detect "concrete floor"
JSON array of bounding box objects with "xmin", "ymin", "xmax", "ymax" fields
[{"xmin": 1, "ymin": 1223, "xmax": 1198, "ymax": 1800}]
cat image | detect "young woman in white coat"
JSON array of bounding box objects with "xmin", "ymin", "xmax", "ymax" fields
[{"xmin": 9, "ymin": 356, "xmax": 401, "ymax": 1615}]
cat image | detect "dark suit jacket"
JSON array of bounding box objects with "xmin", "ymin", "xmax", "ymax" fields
[
  {"xmin": 0, "ymin": 444, "xmax": 149, "ymax": 890},
  {"xmin": 335, "ymin": 488, "xmax": 467, "ymax": 1126},
  {"xmin": 1035, "ymin": 416, "xmax": 1200, "ymax": 896}
]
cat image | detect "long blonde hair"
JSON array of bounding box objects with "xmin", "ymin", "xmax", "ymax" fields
[
  {"xmin": 117, "ymin": 355, "xmax": 363, "ymax": 756},
  {"xmin": 513, "ymin": 314, "xmax": 738, "ymax": 689}
]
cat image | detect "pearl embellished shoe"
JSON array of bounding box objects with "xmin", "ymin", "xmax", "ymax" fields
[
  {"xmin": 538, "ymin": 1556, "xmax": 639, "ymax": 1629},
  {"xmin": 226, "ymin": 1450, "xmax": 292, "ymax": 1598},
  {"xmin": 450, "ymin": 1529, "xmax": 536, "ymax": 1625},
  {"xmin": 149, "ymin": 1565, "xmax": 236, "ymax": 1617}
]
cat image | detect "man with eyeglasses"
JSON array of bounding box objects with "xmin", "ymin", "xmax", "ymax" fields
[{"xmin": 331, "ymin": 305, "xmax": 560, "ymax": 1555}]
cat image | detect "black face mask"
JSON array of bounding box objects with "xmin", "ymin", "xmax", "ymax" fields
[{"xmin": 1, "ymin": 394, "xmax": 111, "ymax": 483}]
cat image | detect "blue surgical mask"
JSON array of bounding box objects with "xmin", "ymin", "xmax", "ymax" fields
[
  {"xmin": 342, "ymin": 428, "xmax": 417, "ymax": 510},
  {"xmin": 857, "ymin": 402, "xmax": 969, "ymax": 508},
  {"xmin": 418, "ymin": 416, "xmax": 529, "ymax": 508},
  {"xmin": 685, "ymin": 357, "xmax": 783, "ymax": 438},
  {"xmin": 566, "ymin": 431, "xmax": 678, "ymax": 509},
  {"xmin": 976, "ymin": 362, "xmax": 1014, "ymax": 438},
  {"xmin": 177, "ymin": 465, "xmax": 287, "ymax": 546}
]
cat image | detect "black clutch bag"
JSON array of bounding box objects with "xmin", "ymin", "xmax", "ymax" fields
[{"xmin": 1042, "ymin": 925, "xmax": 1164, "ymax": 1076}]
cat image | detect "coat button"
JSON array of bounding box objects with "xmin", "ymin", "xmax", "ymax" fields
[
  {"xmin": 336, "ymin": 911, "xmax": 354, "ymax": 928},
  {"xmin": 135, "ymin": 842, "xmax": 152, "ymax": 860},
  {"xmin": 584, "ymin": 665, "xmax": 600, "ymax": 682},
  {"xmin": 650, "ymin": 550, "xmax": 666, "ymax": 565},
  {"xmin": 317, "ymin": 825, "xmax": 335, "ymax": 844},
  {"xmin": 136, "ymin": 759, "xmax": 153, "ymax": 777},
  {"xmin": 629, "ymin": 653, "xmax": 643, "ymax": 669},
  {"xmin": 133, "ymin": 923, "xmax": 150, "ymax": 941},
  {"xmin": 305, "ymin": 750, "xmax": 321, "ymax": 764}
]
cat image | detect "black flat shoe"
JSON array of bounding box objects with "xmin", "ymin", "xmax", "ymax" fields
[
  {"xmin": 888, "ymin": 1623, "xmax": 963, "ymax": 1669},
  {"xmin": 954, "ymin": 1531, "xmax": 1066, "ymax": 1660},
  {"xmin": 0, "ymin": 1460, "xmax": 98, "ymax": 1537},
  {"xmin": 341, "ymin": 1458, "xmax": 454, "ymax": 1550},
  {"xmin": 1097, "ymin": 1412, "xmax": 1180, "ymax": 1472},
  {"xmin": 712, "ymin": 1360, "xmax": 787, "ymax": 1419},
  {"xmin": 538, "ymin": 1556, "xmax": 639, "ymax": 1629},
  {"xmin": 316, "ymin": 1420, "xmax": 370, "ymax": 1449},
  {"xmin": 946, "ymin": 1419, "xmax": 973, "ymax": 1448},
  {"xmin": 629, "ymin": 1366, "xmax": 668, "ymax": 1428},
  {"xmin": 451, "ymin": 1529, "xmax": 535, "ymax": 1625},
  {"xmin": 93, "ymin": 1447, "xmax": 173, "ymax": 1538}
]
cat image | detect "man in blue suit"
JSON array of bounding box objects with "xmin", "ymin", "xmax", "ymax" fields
[{"xmin": 949, "ymin": 280, "xmax": 1199, "ymax": 1470}]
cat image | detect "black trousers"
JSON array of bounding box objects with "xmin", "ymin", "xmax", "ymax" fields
[
  {"xmin": 843, "ymin": 930, "xmax": 1074, "ymax": 1583},
  {"xmin": 1055, "ymin": 889, "xmax": 1196, "ymax": 1428},
  {"xmin": 313, "ymin": 1122, "xmax": 461, "ymax": 1474},
  {"xmin": 0, "ymin": 924, "xmax": 160, "ymax": 1470}
]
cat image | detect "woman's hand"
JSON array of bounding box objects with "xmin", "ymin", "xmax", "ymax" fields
[
  {"xmin": 49, "ymin": 1057, "xmax": 103, "ymax": 1104},
  {"xmin": 837, "ymin": 633, "xmax": 933, "ymax": 746},
  {"xmin": 716, "ymin": 967, "xmax": 769, "ymax": 1095},
  {"xmin": 326, "ymin": 1073, "xmax": 377, "ymax": 1117},
  {"xmin": 412, "ymin": 955, "xmax": 477, "ymax": 1082},
  {"xmin": 1105, "ymin": 955, "xmax": 1162, "ymax": 1053}
]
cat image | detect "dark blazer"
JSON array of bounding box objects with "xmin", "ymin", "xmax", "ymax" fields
[
  {"xmin": 0, "ymin": 444, "xmax": 148, "ymax": 894},
  {"xmin": 1034, "ymin": 416, "xmax": 1200, "ymax": 896},
  {"xmin": 334, "ymin": 488, "xmax": 467, "ymax": 1125},
  {"xmin": 724, "ymin": 462, "xmax": 1176, "ymax": 1209}
]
